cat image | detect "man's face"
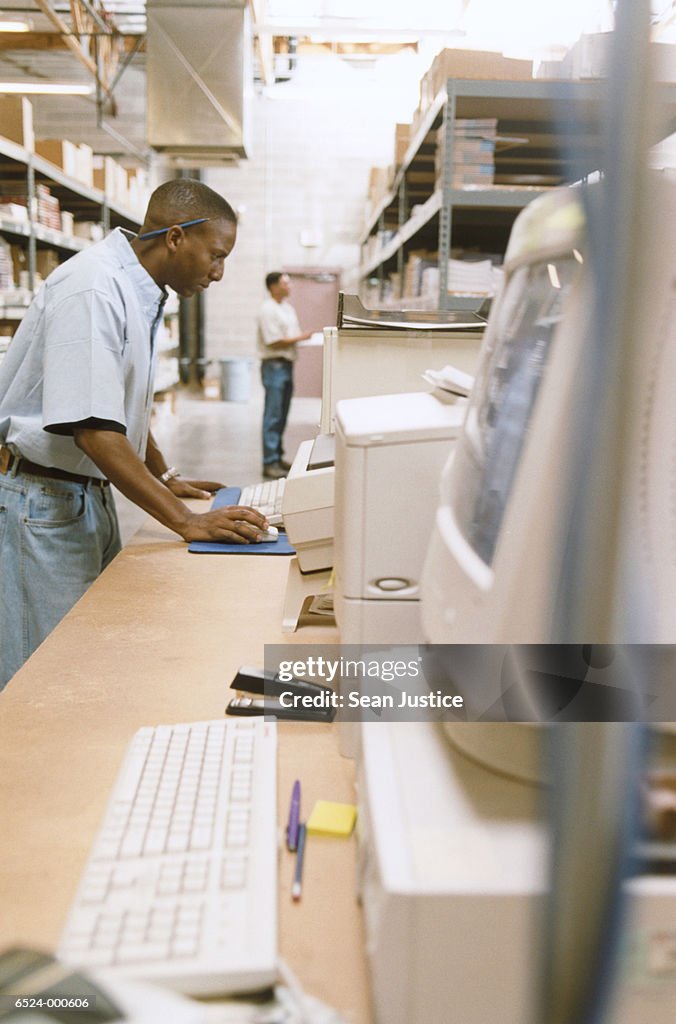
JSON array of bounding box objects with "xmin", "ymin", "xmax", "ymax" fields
[
  {"xmin": 165, "ymin": 218, "xmax": 237, "ymax": 297},
  {"xmin": 278, "ymin": 274, "xmax": 291, "ymax": 297},
  {"xmin": 271, "ymin": 273, "xmax": 291, "ymax": 300}
]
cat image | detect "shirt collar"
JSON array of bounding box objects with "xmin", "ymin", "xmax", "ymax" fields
[{"xmin": 106, "ymin": 227, "xmax": 168, "ymax": 317}]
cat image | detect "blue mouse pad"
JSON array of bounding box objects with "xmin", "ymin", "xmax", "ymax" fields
[{"xmin": 188, "ymin": 486, "xmax": 295, "ymax": 555}]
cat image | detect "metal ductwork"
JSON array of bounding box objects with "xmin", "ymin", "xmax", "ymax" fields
[{"xmin": 147, "ymin": 0, "xmax": 252, "ymax": 163}]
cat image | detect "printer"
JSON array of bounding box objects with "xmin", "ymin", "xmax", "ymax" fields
[
  {"xmin": 284, "ymin": 295, "xmax": 484, "ymax": 576},
  {"xmin": 320, "ymin": 293, "xmax": 486, "ymax": 434},
  {"xmin": 282, "ymin": 434, "xmax": 335, "ymax": 573},
  {"xmin": 333, "ymin": 390, "xmax": 466, "ymax": 644}
]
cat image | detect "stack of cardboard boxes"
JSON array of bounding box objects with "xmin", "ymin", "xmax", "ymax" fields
[
  {"xmin": 537, "ymin": 33, "xmax": 676, "ymax": 82},
  {"xmin": 435, "ymin": 119, "xmax": 498, "ymax": 187},
  {"xmin": 364, "ymin": 165, "xmax": 393, "ymax": 228},
  {"xmin": 0, "ymin": 96, "xmax": 34, "ymax": 150},
  {"xmin": 36, "ymin": 139, "xmax": 94, "ymax": 190},
  {"xmin": 412, "ymin": 48, "xmax": 533, "ymax": 136},
  {"xmin": 0, "ymin": 97, "xmax": 149, "ymax": 219}
]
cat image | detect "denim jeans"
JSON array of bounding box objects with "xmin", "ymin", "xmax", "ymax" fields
[
  {"xmin": 261, "ymin": 358, "xmax": 293, "ymax": 466},
  {"xmin": 0, "ymin": 469, "xmax": 121, "ymax": 690}
]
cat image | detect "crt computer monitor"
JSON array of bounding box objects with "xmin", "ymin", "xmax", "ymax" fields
[{"xmin": 420, "ymin": 175, "xmax": 676, "ymax": 651}]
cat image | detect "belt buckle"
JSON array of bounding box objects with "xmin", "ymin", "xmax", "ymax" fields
[{"xmin": 0, "ymin": 447, "xmax": 12, "ymax": 474}]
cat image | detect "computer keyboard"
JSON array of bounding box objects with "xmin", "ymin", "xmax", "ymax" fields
[
  {"xmin": 239, "ymin": 478, "xmax": 286, "ymax": 526},
  {"xmin": 57, "ymin": 718, "xmax": 278, "ymax": 997}
]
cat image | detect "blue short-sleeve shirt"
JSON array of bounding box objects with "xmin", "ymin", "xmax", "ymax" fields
[{"xmin": 0, "ymin": 228, "xmax": 166, "ymax": 479}]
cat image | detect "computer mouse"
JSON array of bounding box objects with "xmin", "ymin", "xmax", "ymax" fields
[{"xmin": 256, "ymin": 525, "xmax": 279, "ymax": 543}]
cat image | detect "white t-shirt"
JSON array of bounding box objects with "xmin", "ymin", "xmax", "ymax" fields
[{"xmin": 257, "ymin": 296, "xmax": 301, "ymax": 363}]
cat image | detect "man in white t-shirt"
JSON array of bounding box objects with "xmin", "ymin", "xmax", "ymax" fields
[{"xmin": 257, "ymin": 272, "xmax": 311, "ymax": 479}]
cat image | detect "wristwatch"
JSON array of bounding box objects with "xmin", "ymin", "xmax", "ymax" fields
[{"xmin": 160, "ymin": 466, "xmax": 181, "ymax": 483}]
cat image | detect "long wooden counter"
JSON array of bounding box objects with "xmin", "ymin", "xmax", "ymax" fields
[{"xmin": 0, "ymin": 513, "xmax": 371, "ymax": 1021}]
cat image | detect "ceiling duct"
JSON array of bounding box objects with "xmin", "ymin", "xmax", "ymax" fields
[{"xmin": 146, "ymin": 0, "xmax": 252, "ymax": 163}]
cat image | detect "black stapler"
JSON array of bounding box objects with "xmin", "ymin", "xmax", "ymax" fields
[{"xmin": 226, "ymin": 665, "xmax": 337, "ymax": 722}]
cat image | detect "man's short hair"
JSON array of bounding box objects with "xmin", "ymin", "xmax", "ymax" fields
[
  {"xmin": 146, "ymin": 178, "xmax": 237, "ymax": 227},
  {"xmin": 265, "ymin": 272, "xmax": 283, "ymax": 291}
]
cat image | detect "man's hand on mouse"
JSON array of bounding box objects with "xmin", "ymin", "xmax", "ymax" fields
[{"xmin": 179, "ymin": 504, "xmax": 270, "ymax": 544}]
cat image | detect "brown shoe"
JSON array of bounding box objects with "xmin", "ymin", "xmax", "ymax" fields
[{"xmin": 262, "ymin": 462, "xmax": 287, "ymax": 480}]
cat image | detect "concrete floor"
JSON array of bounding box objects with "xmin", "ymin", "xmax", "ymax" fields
[{"xmin": 114, "ymin": 376, "xmax": 322, "ymax": 545}]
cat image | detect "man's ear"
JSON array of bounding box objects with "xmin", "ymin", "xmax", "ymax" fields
[{"xmin": 164, "ymin": 225, "xmax": 184, "ymax": 252}]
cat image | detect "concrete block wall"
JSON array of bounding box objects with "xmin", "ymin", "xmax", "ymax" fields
[{"xmin": 203, "ymin": 50, "xmax": 425, "ymax": 364}]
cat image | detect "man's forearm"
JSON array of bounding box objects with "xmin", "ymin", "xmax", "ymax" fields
[
  {"xmin": 144, "ymin": 430, "xmax": 171, "ymax": 479},
  {"xmin": 74, "ymin": 428, "xmax": 192, "ymax": 537},
  {"xmin": 266, "ymin": 339, "xmax": 296, "ymax": 350}
]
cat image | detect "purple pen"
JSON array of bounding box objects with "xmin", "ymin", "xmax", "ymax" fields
[{"xmin": 286, "ymin": 779, "xmax": 301, "ymax": 851}]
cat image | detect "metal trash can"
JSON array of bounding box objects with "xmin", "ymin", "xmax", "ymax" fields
[{"xmin": 218, "ymin": 358, "xmax": 251, "ymax": 402}]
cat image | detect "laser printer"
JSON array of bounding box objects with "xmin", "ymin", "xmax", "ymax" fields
[
  {"xmin": 320, "ymin": 294, "xmax": 485, "ymax": 434},
  {"xmin": 333, "ymin": 390, "xmax": 467, "ymax": 644},
  {"xmin": 285, "ymin": 295, "xmax": 484, "ymax": 574}
]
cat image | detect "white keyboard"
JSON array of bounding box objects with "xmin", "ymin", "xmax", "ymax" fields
[
  {"xmin": 57, "ymin": 718, "xmax": 278, "ymax": 997},
  {"xmin": 239, "ymin": 478, "xmax": 286, "ymax": 526}
]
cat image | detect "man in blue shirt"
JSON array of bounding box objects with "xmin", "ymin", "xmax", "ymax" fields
[{"xmin": 0, "ymin": 178, "xmax": 268, "ymax": 689}]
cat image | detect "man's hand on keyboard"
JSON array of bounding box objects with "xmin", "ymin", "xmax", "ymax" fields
[
  {"xmin": 166, "ymin": 477, "xmax": 226, "ymax": 500},
  {"xmin": 179, "ymin": 504, "xmax": 270, "ymax": 544}
]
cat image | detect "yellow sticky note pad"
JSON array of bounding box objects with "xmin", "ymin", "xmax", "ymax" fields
[{"xmin": 307, "ymin": 800, "xmax": 357, "ymax": 837}]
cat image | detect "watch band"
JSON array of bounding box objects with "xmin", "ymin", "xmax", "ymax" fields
[{"xmin": 160, "ymin": 466, "xmax": 181, "ymax": 483}]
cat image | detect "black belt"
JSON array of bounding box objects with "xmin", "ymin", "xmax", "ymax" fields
[{"xmin": 0, "ymin": 446, "xmax": 109, "ymax": 488}]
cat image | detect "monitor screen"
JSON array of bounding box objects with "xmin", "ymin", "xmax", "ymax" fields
[{"xmin": 451, "ymin": 252, "xmax": 582, "ymax": 566}]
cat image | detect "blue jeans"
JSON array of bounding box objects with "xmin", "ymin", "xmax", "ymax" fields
[
  {"xmin": 261, "ymin": 358, "xmax": 293, "ymax": 466},
  {"xmin": 0, "ymin": 469, "xmax": 121, "ymax": 691}
]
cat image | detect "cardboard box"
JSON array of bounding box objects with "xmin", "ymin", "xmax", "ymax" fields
[
  {"xmin": 60, "ymin": 210, "xmax": 75, "ymax": 237},
  {"xmin": 93, "ymin": 155, "xmax": 117, "ymax": 196},
  {"xmin": 113, "ymin": 162, "xmax": 128, "ymax": 207},
  {"xmin": 394, "ymin": 123, "xmax": 411, "ymax": 165},
  {"xmin": 93, "ymin": 156, "xmax": 130, "ymax": 205},
  {"xmin": 0, "ymin": 237, "xmax": 12, "ymax": 289},
  {"xmin": 451, "ymin": 164, "xmax": 494, "ymax": 185},
  {"xmin": 10, "ymin": 244, "xmax": 27, "ymax": 286},
  {"xmin": 454, "ymin": 118, "xmax": 498, "ymax": 137},
  {"xmin": 0, "ymin": 96, "xmax": 34, "ymax": 151},
  {"xmin": 35, "ymin": 138, "xmax": 79, "ymax": 178},
  {"xmin": 76, "ymin": 143, "xmax": 94, "ymax": 188},
  {"xmin": 535, "ymin": 60, "xmax": 568, "ymax": 81},
  {"xmin": 73, "ymin": 221, "xmax": 104, "ymax": 242},
  {"xmin": 35, "ymin": 183, "xmax": 61, "ymax": 231},
  {"xmin": 126, "ymin": 167, "xmax": 150, "ymax": 216},
  {"xmin": 35, "ymin": 248, "xmax": 60, "ymax": 279},
  {"xmin": 0, "ymin": 202, "xmax": 28, "ymax": 223},
  {"xmin": 420, "ymin": 48, "xmax": 533, "ymax": 112},
  {"xmin": 554, "ymin": 34, "xmax": 676, "ymax": 83},
  {"xmin": 368, "ymin": 166, "xmax": 392, "ymax": 203}
]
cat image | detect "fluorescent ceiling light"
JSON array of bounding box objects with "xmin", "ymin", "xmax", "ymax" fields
[
  {"xmin": 0, "ymin": 20, "xmax": 31, "ymax": 32},
  {"xmin": 0, "ymin": 82, "xmax": 94, "ymax": 95}
]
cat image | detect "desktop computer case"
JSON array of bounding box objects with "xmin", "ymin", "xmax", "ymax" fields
[{"xmin": 356, "ymin": 720, "xmax": 676, "ymax": 1024}]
